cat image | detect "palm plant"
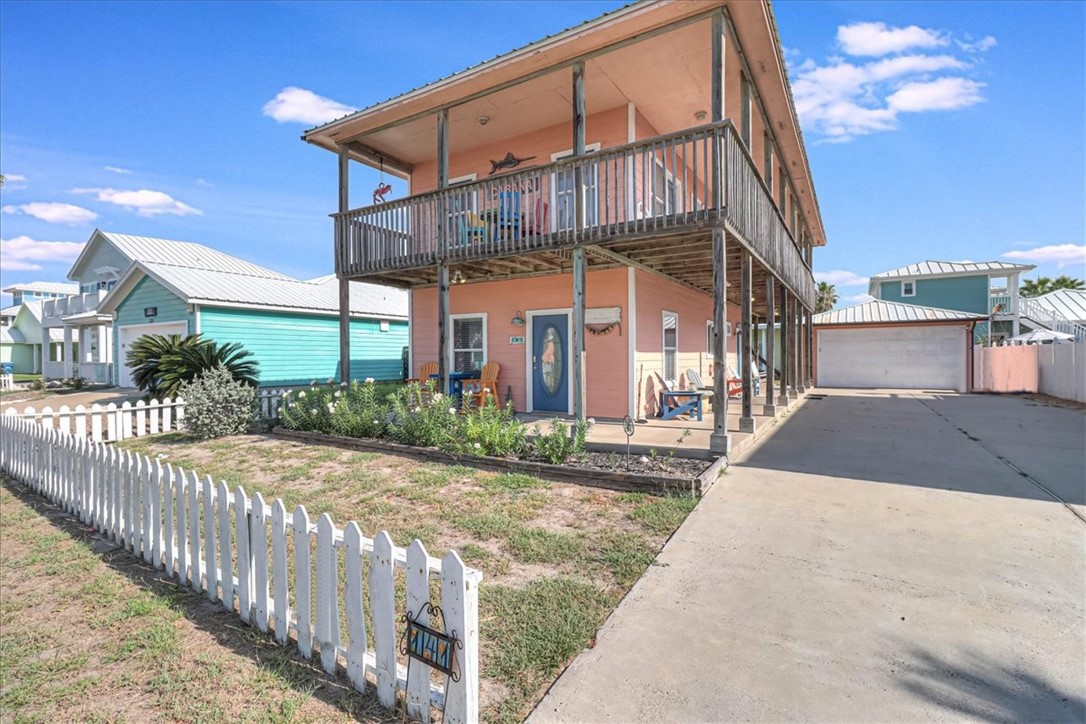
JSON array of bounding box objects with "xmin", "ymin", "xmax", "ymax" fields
[
  {"xmin": 1020, "ymin": 276, "xmax": 1085, "ymax": 298},
  {"xmin": 126, "ymin": 333, "xmax": 258, "ymax": 399},
  {"xmin": 815, "ymin": 281, "xmax": 838, "ymax": 313}
]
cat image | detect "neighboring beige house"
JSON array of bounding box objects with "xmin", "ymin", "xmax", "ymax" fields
[{"xmin": 303, "ymin": 0, "xmax": 826, "ymax": 453}]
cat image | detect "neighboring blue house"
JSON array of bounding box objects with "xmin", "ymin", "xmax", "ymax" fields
[
  {"xmin": 868, "ymin": 260, "xmax": 1035, "ymax": 343},
  {"xmin": 49, "ymin": 230, "xmax": 408, "ymax": 387}
]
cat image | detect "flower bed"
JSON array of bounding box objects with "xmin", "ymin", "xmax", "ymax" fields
[{"xmin": 276, "ymin": 380, "xmax": 723, "ymax": 495}]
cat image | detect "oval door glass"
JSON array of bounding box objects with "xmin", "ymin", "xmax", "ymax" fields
[{"xmin": 541, "ymin": 324, "xmax": 563, "ymax": 396}]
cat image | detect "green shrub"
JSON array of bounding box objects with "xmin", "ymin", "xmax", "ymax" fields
[
  {"xmin": 442, "ymin": 394, "xmax": 527, "ymax": 457},
  {"xmin": 178, "ymin": 365, "xmax": 256, "ymax": 439},
  {"xmin": 532, "ymin": 418, "xmax": 593, "ymax": 465}
]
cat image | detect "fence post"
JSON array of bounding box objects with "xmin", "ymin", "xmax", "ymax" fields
[
  {"xmin": 90, "ymin": 404, "xmax": 103, "ymax": 443},
  {"xmin": 251, "ymin": 492, "xmax": 270, "ymax": 633},
  {"xmin": 152, "ymin": 460, "xmax": 163, "ymax": 568},
  {"xmin": 202, "ymin": 475, "xmax": 217, "ymax": 602},
  {"xmin": 164, "ymin": 464, "xmax": 176, "ymax": 575},
  {"xmin": 316, "ymin": 513, "xmax": 340, "ymax": 675},
  {"xmin": 106, "ymin": 403, "xmax": 118, "ymax": 442},
  {"xmin": 442, "ymin": 551, "xmax": 480, "ymax": 724},
  {"xmin": 293, "ymin": 505, "xmax": 313, "ymax": 658},
  {"xmin": 235, "ymin": 486, "xmax": 253, "ymax": 623},
  {"xmin": 187, "ymin": 470, "xmax": 201, "ymax": 593},
  {"xmin": 217, "ymin": 481, "xmax": 233, "ymax": 613},
  {"xmin": 371, "ymin": 531, "xmax": 396, "ymax": 708},
  {"xmin": 271, "ymin": 499, "xmax": 289, "ymax": 645},
  {"xmin": 121, "ymin": 402, "xmax": 132, "ymax": 440},
  {"xmin": 75, "ymin": 405, "xmax": 87, "ymax": 439},
  {"xmin": 176, "ymin": 467, "xmax": 188, "ymax": 583},
  {"xmin": 344, "ymin": 522, "xmax": 368, "ymax": 692},
  {"xmin": 406, "ymin": 540, "xmax": 433, "ymax": 722},
  {"xmin": 135, "ymin": 401, "xmax": 147, "ymax": 437},
  {"xmin": 162, "ymin": 397, "xmax": 173, "ymax": 433}
]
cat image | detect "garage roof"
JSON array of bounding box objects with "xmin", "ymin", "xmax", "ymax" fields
[{"xmin": 814, "ymin": 300, "xmax": 986, "ymax": 325}]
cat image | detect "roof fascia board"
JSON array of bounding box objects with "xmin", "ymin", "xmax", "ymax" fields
[
  {"xmin": 814, "ymin": 318, "xmax": 981, "ymax": 328},
  {"xmin": 869, "ymin": 266, "xmax": 1034, "ymax": 294}
]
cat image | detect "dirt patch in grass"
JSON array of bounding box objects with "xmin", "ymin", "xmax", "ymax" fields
[
  {"xmin": 0, "ymin": 479, "xmax": 395, "ymax": 724},
  {"xmin": 111, "ymin": 433, "xmax": 698, "ymax": 723}
]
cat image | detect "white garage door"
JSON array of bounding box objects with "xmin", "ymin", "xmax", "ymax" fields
[
  {"xmin": 117, "ymin": 321, "xmax": 189, "ymax": 388},
  {"xmin": 817, "ymin": 325, "xmax": 967, "ymax": 392}
]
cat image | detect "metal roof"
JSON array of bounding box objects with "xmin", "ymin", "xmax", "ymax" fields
[
  {"xmin": 98, "ymin": 231, "xmax": 294, "ymax": 280},
  {"xmin": 1030, "ymin": 288, "xmax": 1086, "ymax": 323},
  {"xmin": 0, "ymin": 326, "xmax": 24, "ymax": 344},
  {"xmin": 1, "ymin": 281, "xmax": 79, "ymax": 294},
  {"xmin": 1, "ymin": 305, "xmax": 20, "ymax": 317},
  {"xmin": 814, "ymin": 300, "xmax": 985, "ymax": 326},
  {"xmin": 871, "ymin": 260, "xmax": 1035, "ymax": 281},
  {"xmin": 101, "ymin": 261, "xmax": 408, "ymax": 320}
]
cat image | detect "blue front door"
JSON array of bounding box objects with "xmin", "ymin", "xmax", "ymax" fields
[{"xmin": 531, "ymin": 313, "xmax": 569, "ymax": 413}]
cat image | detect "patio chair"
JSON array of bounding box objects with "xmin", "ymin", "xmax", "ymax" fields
[
  {"xmin": 465, "ymin": 361, "xmax": 501, "ymax": 408},
  {"xmin": 458, "ymin": 211, "xmax": 489, "ymax": 246},
  {"xmin": 524, "ymin": 197, "xmax": 549, "ymax": 238},
  {"xmin": 497, "ymin": 191, "xmax": 521, "ymax": 239},
  {"xmin": 686, "ymin": 367, "xmax": 757, "ymax": 399},
  {"xmin": 407, "ymin": 361, "xmax": 440, "ymax": 405},
  {"xmin": 655, "ymin": 372, "xmax": 708, "ymax": 421}
]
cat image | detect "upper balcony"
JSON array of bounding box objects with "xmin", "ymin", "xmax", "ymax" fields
[
  {"xmin": 335, "ymin": 120, "xmax": 814, "ymax": 307},
  {"xmin": 42, "ymin": 290, "xmax": 107, "ymax": 325}
]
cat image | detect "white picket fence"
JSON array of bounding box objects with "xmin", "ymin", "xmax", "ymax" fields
[
  {"xmin": 0, "ymin": 414, "xmax": 481, "ymax": 723},
  {"xmin": 0, "ymin": 373, "xmax": 13, "ymax": 391},
  {"xmin": 4, "ymin": 398, "xmax": 186, "ymax": 443}
]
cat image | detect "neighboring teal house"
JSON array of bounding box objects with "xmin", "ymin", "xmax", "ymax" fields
[
  {"xmin": 67, "ymin": 231, "xmax": 408, "ymax": 387},
  {"xmin": 0, "ymin": 300, "xmax": 63, "ymax": 374},
  {"xmin": 868, "ymin": 260, "xmax": 1035, "ymax": 344}
]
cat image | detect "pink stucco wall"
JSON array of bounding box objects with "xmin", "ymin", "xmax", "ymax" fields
[
  {"xmin": 410, "ymin": 268, "xmax": 741, "ymax": 420},
  {"xmin": 411, "ymin": 268, "xmax": 630, "ymax": 418}
]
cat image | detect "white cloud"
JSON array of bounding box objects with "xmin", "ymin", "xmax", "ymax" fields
[
  {"xmin": 793, "ymin": 25, "xmax": 989, "ymax": 141},
  {"xmin": 2, "ymin": 174, "xmax": 27, "ymax": 182},
  {"xmin": 887, "ymin": 77, "xmax": 985, "ymax": 113},
  {"xmin": 2, "ymin": 202, "xmax": 98, "ymax": 225},
  {"xmin": 957, "ymin": 36, "xmax": 997, "ymax": 53},
  {"xmin": 841, "ymin": 293, "xmax": 876, "ymax": 306},
  {"xmin": 1, "ymin": 235, "xmax": 85, "ymax": 271},
  {"xmin": 262, "ymin": 87, "xmax": 356, "ymax": 125},
  {"xmin": 1003, "ymin": 244, "xmax": 1086, "ymax": 269},
  {"xmin": 837, "ymin": 22, "xmax": 948, "ymax": 57},
  {"xmin": 71, "ymin": 187, "xmax": 202, "ymax": 217},
  {"xmin": 815, "ymin": 270, "xmax": 870, "ymax": 287},
  {"xmin": 104, "ymin": 165, "xmax": 132, "ymax": 174}
]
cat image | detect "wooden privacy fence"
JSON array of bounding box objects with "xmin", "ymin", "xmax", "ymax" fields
[{"xmin": 0, "ymin": 415, "xmax": 482, "ymax": 723}]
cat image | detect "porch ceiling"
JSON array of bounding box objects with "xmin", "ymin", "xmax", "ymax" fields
[
  {"xmin": 361, "ymin": 19, "xmax": 712, "ymax": 167},
  {"xmin": 355, "ymin": 231, "xmax": 795, "ymax": 319}
]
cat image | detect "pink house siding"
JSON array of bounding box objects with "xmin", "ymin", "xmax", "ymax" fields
[
  {"xmin": 632, "ymin": 269, "xmax": 740, "ymax": 418},
  {"xmin": 411, "ymin": 268, "xmax": 630, "ymax": 418}
]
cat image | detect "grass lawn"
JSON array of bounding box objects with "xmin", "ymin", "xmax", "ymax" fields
[
  {"xmin": 13, "ymin": 373, "xmax": 40, "ymax": 383},
  {"xmin": 86, "ymin": 432, "xmax": 697, "ymax": 723}
]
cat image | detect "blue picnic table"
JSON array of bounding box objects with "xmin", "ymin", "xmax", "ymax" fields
[{"xmin": 429, "ymin": 371, "xmax": 481, "ymax": 405}]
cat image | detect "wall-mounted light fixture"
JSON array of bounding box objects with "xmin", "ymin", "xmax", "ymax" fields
[
  {"xmin": 511, "ymin": 311, "xmax": 526, "ymax": 327},
  {"xmin": 695, "ymin": 110, "xmax": 708, "ymax": 122},
  {"xmin": 452, "ymin": 270, "xmax": 466, "ymax": 284}
]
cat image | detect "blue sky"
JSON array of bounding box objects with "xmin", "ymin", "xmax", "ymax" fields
[{"xmin": 1, "ymin": 1, "xmax": 1083, "ymax": 307}]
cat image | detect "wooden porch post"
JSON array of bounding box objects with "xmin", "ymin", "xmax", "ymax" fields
[
  {"xmin": 764, "ymin": 276, "xmax": 777, "ymax": 416},
  {"xmin": 796, "ymin": 303, "xmax": 807, "ymax": 395},
  {"xmin": 739, "ymin": 251, "xmax": 755, "ymax": 432},
  {"xmin": 779, "ymin": 284, "xmax": 790, "ymax": 405},
  {"xmin": 337, "ymin": 143, "xmax": 351, "ymax": 383},
  {"xmin": 437, "ymin": 108, "xmax": 450, "ymax": 394},
  {"xmin": 571, "ymin": 61, "xmax": 587, "ymax": 421},
  {"xmin": 709, "ymin": 13, "xmax": 729, "ymax": 453}
]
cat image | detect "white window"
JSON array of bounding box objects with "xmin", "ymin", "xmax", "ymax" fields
[
  {"xmin": 651, "ymin": 159, "xmax": 679, "ymax": 217},
  {"xmin": 379, "ymin": 320, "xmax": 390, "ymax": 332},
  {"xmin": 901, "ymin": 280, "xmax": 916, "ymax": 297},
  {"xmin": 551, "ymin": 143, "xmax": 601, "ymax": 232},
  {"xmin": 450, "ymin": 314, "xmax": 487, "ymax": 373},
  {"xmin": 663, "ymin": 310, "xmax": 678, "ymax": 385}
]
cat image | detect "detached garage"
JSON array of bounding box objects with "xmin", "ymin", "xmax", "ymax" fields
[{"xmin": 813, "ymin": 300, "xmax": 984, "ymax": 392}]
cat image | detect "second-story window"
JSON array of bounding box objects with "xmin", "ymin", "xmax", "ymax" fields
[
  {"xmin": 901, "ymin": 281, "xmax": 916, "ymax": 297},
  {"xmin": 552, "ymin": 145, "xmax": 600, "ymax": 232}
]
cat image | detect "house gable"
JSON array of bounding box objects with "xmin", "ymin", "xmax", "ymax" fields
[{"xmin": 66, "ymin": 230, "xmax": 131, "ymax": 288}]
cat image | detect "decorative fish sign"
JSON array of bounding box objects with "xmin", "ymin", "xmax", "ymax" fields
[{"xmin": 488, "ymin": 152, "xmax": 536, "ymax": 176}]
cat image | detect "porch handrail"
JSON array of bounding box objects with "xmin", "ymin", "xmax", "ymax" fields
[{"xmin": 335, "ymin": 120, "xmax": 814, "ymax": 305}]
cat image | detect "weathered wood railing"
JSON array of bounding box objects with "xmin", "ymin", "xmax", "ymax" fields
[
  {"xmin": 0, "ymin": 414, "xmax": 482, "ymax": 723},
  {"xmin": 334, "ymin": 120, "xmax": 814, "ymax": 305}
]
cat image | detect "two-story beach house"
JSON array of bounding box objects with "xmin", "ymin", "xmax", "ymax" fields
[
  {"xmin": 304, "ymin": 0, "xmax": 826, "ymax": 452},
  {"xmin": 1, "ymin": 282, "xmax": 78, "ymax": 374}
]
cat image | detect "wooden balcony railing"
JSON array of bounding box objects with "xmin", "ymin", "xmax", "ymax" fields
[{"xmin": 334, "ymin": 121, "xmax": 814, "ymax": 305}]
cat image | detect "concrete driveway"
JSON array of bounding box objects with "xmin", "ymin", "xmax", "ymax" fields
[{"xmin": 531, "ymin": 390, "xmax": 1085, "ymax": 722}]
